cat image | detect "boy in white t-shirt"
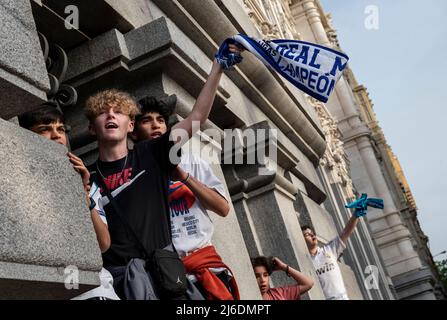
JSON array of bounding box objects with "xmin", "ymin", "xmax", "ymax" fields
[
  {"xmin": 301, "ymin": 213, "xmax": 362, "ymax": 300},
  {"xmin": 131, "ymin": 96, "xmax": 240, "ymax": 300}
]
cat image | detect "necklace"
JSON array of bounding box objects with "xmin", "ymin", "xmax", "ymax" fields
[{"xmin": 96, "ymin": 153, "xmax": 129, "ymax": 182}]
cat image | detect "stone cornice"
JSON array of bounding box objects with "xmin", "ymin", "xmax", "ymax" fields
[
  {"xmin": 226, "ymin": 170, "xmax": 297, "ymax": 201},
  {"xmin": 341, "ymin": 124, "xmax": 372, "ymax": 144}
]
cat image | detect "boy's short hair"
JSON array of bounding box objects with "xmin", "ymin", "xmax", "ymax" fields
[
  {"xmin": 136, "ymin": 96, "xmax": 173, "ymax": 125},
  {"xmin": 251, "ymin": 256, "xmax": 274, "ymax": 275},
  {"xmin": 18, "ymin": 103, "xmax": 65, "ymax": 129},
  {"xmin": 84, "ymin": 89, "xmax": 140, "ymax": 123},
  {"xmin": 300, "ymin": 225, "xmax": 315, "ymax": 234}
]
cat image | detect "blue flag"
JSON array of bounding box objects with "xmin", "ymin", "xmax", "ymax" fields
[{"xmin": 216, "ymin": 34, "xmax": 349, "ymax": 103}]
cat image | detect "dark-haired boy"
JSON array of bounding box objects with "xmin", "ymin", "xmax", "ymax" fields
[
  {"xmin": 18, "ymin": 105, "xmax": 118, "ymax": 300},
  {"xmin": 130, "ymin": 96, "xmax": 240, "ymax": 300},
  {"xmin": 251, "ymin": 256, "xmax": 313, "ymax": 300}
]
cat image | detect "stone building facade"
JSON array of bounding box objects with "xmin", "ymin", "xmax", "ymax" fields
[
  {"xmin": 0, "ymin": 0, "xmax": 442, "ymax": 299},
  {"xmin": 290, "ymin": 0, "xmax": 444, "ymax": 299}
]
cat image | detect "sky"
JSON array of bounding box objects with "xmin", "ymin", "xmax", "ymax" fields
[{"xmin": 319, "ymin": 0, "xmax": 447, "ymax": 261}]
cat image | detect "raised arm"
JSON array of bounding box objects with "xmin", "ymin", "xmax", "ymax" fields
[
  {"xmin": 272, "ymin": 257, "xmax": 314, "ymax": 295},
  {"xmin": 171, "ymin": 61, "xmax": 222, "ymax": 140},
  {"xmin": 87, "ymin": 195, "xmax": 111, "ymax": 253},
  {"xmin": 172, "ymin": 166, "xmax": 229, "ymax": 217},
  {"xmin": 340, "ymin": 216, "xmax": 360, "ymax": 244},
  {"xmin": 172, "ymin": 45, "xmax": 243, "ymax": 142},
  {"xmin": 68, "ymin": 152, "xmax": 111, "ymax": 253}
]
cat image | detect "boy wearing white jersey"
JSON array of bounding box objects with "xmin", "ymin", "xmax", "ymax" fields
[{"xmin": 301, "ymin": 215, "xmax": 361, "ymax": 300}]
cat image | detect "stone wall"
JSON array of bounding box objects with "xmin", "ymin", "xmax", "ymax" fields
[
  {"xmin": 0, "ymin": 118, "xmax": 102, "ymax": 299},
  {"xmin": 0, "ymin": 0, "xmax": 49, "ymax": 119}
]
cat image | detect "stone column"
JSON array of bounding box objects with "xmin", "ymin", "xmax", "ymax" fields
[
  {"xmin": 225, "ymin": 167, "xmax": 327, "ymax": 300},
  {"xmin": 301, "ymin": 0, "xmax": 330, "ymax": 46},
  {"xmin": 293, "ymin": 0, "xmax": 432, "ymax": 299},
  {"xmin": 357, "ymin": 137, "xmax": 397, "ymax": 213},
  {"xmin": 324, "ymin": 171, "xmax": 396, "ymax": 299},
  {"xmin": 222, "ymin": 121, "xmax": 327, "ymax": 300},
  {"xmin": 301, "ymin": 0, "xmax": 361, "ymax": 122},
  {"xmin": 308, "ymin": 96, "xmax": 395, "ymax": 299}
]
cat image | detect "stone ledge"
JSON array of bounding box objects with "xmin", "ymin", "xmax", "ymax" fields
[
  {"xmin": 0, "ymin": 0, "xmax": 50, "ymax": 119},
  {"xmin": 392, "ymin": 267, "xmax": 437, "ymax": 300},
  {"xmin": 0, "ymin": 261, "xmax": 99, "ymax": 299},
  {"xmin": 0, "ymin": 118, "xmax": 102, "ymax": 299}
]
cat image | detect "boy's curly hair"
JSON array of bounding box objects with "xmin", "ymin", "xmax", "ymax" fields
[{"xmin": 84, "ymin": 89, "xmax": 140, "ymax": 123}]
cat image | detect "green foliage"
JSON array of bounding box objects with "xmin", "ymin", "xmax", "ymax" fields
[{"xmin": 435, "ymin": 259, "xmax": 447, "ymax": 288}]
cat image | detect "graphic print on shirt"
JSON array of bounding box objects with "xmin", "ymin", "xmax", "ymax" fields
[
  {"xmin": 315, "ymin": 251, "xmax": 336, "ymax": 275},
  {"xmin": 99, "ymin": 167, "xmax": 133, "ymax": 193},
  {"xmin": 168, "ymin": 181, "xmax": 197, "ymax": 238},
  {"xmin": 316, "ymin": 262, "xmax": 336, "ymax": 275}
]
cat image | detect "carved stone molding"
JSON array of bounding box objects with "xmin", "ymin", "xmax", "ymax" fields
[
  {"xmin": 243, "ymin": 0, "xmax": 301, "ymax": 40},
  {"xmin": 308, "ymin": 96, "xmax": 355, "ymax": 198},
  {"xmin": 38, "ymin": 32, "xmax": 78, "ymax": 110},
  {"xmin": 324, "ymin": 13, "xmax": 340, "ymax": 48}
]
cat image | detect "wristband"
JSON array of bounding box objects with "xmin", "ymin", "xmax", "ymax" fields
[
  {"xmin": 286, "ymin": 265, "xmax": 290, "ymax": 277},
  {"xmin": 89, "ymin": 197, "xmax": 96, "ymax": 211},
  {"xmin": 181, "ymin": 172, "xmax": 190, "ymax": 184}
]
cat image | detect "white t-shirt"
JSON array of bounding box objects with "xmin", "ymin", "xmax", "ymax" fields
[
  {"xmin": 311, "ymin": 236, "xmax": 349, "ymax": 300},
  {"xmin": 71, "ymin": 184, "xmax": 120, "ymax": 300},
  {"xmin": 90, "ymin": 181, "xmax": 107, "ymax": 225},
  {"xmin": 168, "ymin": 153, "xmax": 227, "ymax": 257},
  {"xmin": 71, "ymin": 268, "xmax": 120, "ymax": 300}
]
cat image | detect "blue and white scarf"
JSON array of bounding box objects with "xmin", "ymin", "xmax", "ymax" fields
[{"xmin": 215, "ymin": 34, "xmax": 349, "ymax": 103}]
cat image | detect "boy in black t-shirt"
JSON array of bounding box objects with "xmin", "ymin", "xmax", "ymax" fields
[{"xmin": 84, "ymin": 50, "xmax": 243, "ymax": 299}]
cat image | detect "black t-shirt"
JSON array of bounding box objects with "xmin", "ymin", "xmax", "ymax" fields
[{"xmin": 89, "ymin": 132, "xmax": 180, "ymax": 267}]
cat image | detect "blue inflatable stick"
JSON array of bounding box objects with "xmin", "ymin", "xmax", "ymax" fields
[{"xmin": 345, "ymin": 193, "xmax": 384, "ymax": 218}]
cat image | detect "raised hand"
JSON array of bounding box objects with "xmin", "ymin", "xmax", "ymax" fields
[
  {"xmin": 215, "ymin": 39, "xmax": 245, "ymax": 70},
  {"xmin": 345, "ymin": 193, "xmax": 385, "ymax": 217},
  {"xmin": 67, "ymin": 152, "xmax": 90, "ymax": 188},
  {"xmin": 271, "ymin": 257, "xmax": 287, "ymax": 272}
]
